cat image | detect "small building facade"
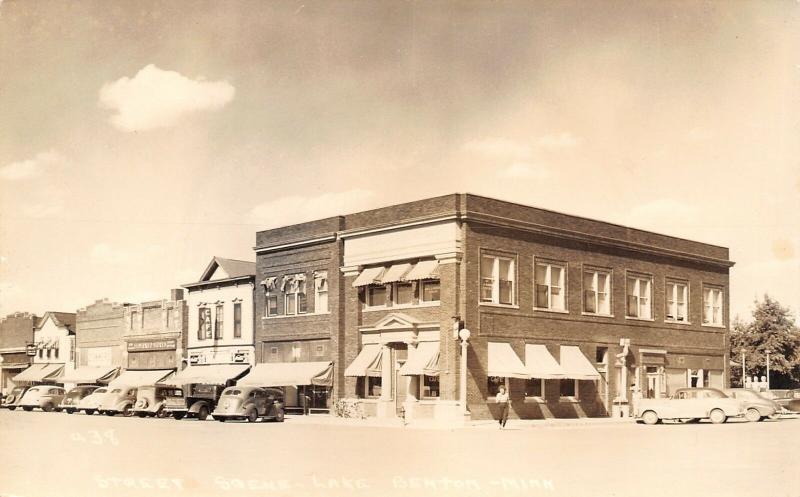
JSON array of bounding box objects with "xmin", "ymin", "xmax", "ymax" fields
[
  {"xmin": 13, "ymin": 312, "xmax": 77, "ymax": 386},
  {"xmin": 66, "ymin": 299, "xmax": 128, "ymax": 386},
  {"xmin": 0, "ymin": 312, "xmax": 38, "ymax": 394},
  {"xmin": 253, "ymin": 194, "xmax": 733, "ymax": 421}
]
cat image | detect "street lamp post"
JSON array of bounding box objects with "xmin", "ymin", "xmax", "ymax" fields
[
  {"xmin": 765, "ymin": 350, "xmax": 770, "ymax": 391},
  {"xmin": 458, "ymin": 328, "xmax": 471, "ymax": 416},
  {"xmin": 741, "ymin": 351, "xmax": 746, "ymax": 388}
]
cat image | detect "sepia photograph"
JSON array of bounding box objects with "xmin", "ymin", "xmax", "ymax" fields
[{"xmin": 0, "ymin": 1, "xmax": 798, "ymax": 496}]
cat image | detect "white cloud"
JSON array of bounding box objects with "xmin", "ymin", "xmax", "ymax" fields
[
  {"xmin": 99, "ymin": 64, "xmax": 235, "ymax": 132},
  {"xmin": 534, "ymin": 132, "xmax": 580, "ymax": 149},
  {"xmin": 248, "ymin": 189, "xmax": 377, "ymax": 228},
  {"xmin": 0, "ymin": 150, "xmax": 63, "ymax": 180},
  {"xmin": 464, "ymin": 138, "xmax": 531, "ymax": 159},
  {"xmin": 498, "ymin": 161, "xmax": 550, "ymax": 180}
]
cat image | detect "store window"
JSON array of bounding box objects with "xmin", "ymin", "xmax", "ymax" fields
[
  {"xmin": 703, "ymin": 286, "xmax": 723, "ymax": 326},
  {"xmin": 214, "ymin": 304, "xmax": 224, "ymax": 339},
  {"xmin": 314, "ymin": 272, "xmax": 329, "ymax": 313},
  {"xmin": 367, "ymin": 376, "xmax": 382, "ymax": 397},
  {"xmin": 583, "ymin": 269, "xmax": 611, "ymax": 315},
  {"xmin": 420, "ymin": 280, "xmax": 440, "ymax": 303},
  {"xmin": 560, "ymin": 379, "xmax": 578, "ymax": 399},
  {"xmin": 525, "ymin": 378, "xmax": 545, "ymax": 399},
  {"xmin": 535, "ymin": 262, "xmax": 566, "ymax": 311},
  {"xmin": 233, "ymin": 303, "xmax": 242, "ymax": 338},
  {"xmin": 688, "ymin": 369, "xmax": 704, "ymax": 388},
  {"xmin": 487, "ymin": 376, "xmax": 508, "ymax": 397},
  {"xmin": 626, "ymin": 274, "xmax": 652, "ymax": 319},
  {"xmin": 422, "ymin": 375, "xmax": 440, "ymax": 398},
  {"xmin": 666, "ymin": 280, "xmax": 689, "ymax": 322},
  {"xmin": 481, "ymin": 254, "xmax": 515, "ymax": 305}
]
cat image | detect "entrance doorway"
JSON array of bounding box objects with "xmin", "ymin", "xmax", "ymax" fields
[{"xmin": 645, "ymin": 366, "xmax": 664, "ymax": 398}]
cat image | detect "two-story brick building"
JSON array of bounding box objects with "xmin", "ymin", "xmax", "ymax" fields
[
  {"xmin": 62, "ymin": 299, "xmax": 128, "ymax": 386},
  {"xmin": 253, "ymin": 194, "xmax": 733, "ymax": 421},
  {"xmin": 0, "ymin": 312, "xmax": 38, "ymax": 394}
]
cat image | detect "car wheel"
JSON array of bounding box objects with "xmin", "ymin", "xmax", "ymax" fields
[
  {"xmin": 745, "ymin": 408, "xmax": 761, "ymax": 423},
  {"xmin": 122, "ymin": 405, "xmax": 133, "ymax": 417},
  {"xmin": 84, "ymin": 409, "xmax": 95, "ymax": 415},
  {"xmin": 276, "ymin": 409, "xmax": 285, "ymax": 423},
  {"xmin": 8, "ymin": 406, "xmax": 16, "ymax": 411},
  {"xmin": 42, "ymin": 403, "xmax": 54, "ymax": 413},
  {"xmin": 245, "ymin": 407, "xmax": 258, "ymax": 423},
  {"xmin": 198, "ymin": 406, "xmax": 210, "ymax": 421},
  {"xmin": 136, "ymin": 412, "xmax": 147, "ymax": 418},
  {"xmin": 173, "ymin": 412, "xmax": 185, "ymax": 420},
  {"xmin": 217, "ymin": 417, "xmax": 226, "ymax": 422},
  {"xmin": 709, "ymin": 409, "xmax": 727, "ymax": 424},
  {"xmin": 156, "ymin": 407, "xmax": 167, "ymax": 418},
  {"xmin": 105, "ymin": 410, "xmax": 115, "ymax": 416},
  {"xmin": 66, "ymin": 408, "xmax": 75, "ymax": 414},
  {"xmin": 22, "ymin": 406, "xmax": 33, "ymax": 412},
  {"xmin": 642, "ymin": 411, "xmax": 659, "ymax": 425}
]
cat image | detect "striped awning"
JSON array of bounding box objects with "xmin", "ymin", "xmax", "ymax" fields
[
  {"xmin": 404, "ymin": 260, "xmax": 440, "ymax": 281},
  {"xmin": 344, "ymin": 344, "xmax": 383, "ymax": 377},
  {"xmin": 487, "ymin": 342, "xmax": 530, "ymax": 379},
  {"xmin": 352, "ymin": 267, "xmax": 386, "ymax": 287},
  {"xmin": 559, "ymin": 346, "xmax": 601, "ymax": 380},
  {"xmin": 399, "ymin": 341, "xmax": 440, "ymax": 376},
  {"xmin": 238, "ymin": 362, "xmax": 332, "ymax": 387},
  {"xmin": 525, "ymin": 344, "xmax": 566, "ymax": 379},
  {"xmin": 13, "ymin": 363, "xmax": 64, "ymax": 383},
  {"xmin": 380, "ymin": 263, "xmax": 413, "ymax": 284}
]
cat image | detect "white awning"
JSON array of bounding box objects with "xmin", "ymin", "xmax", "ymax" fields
[
  {"xmin": 404, "ymin": 260, "xmax": 440, "ymax": 281},
  {"xmin": 525, "ymin": 344, "xmax": 566, "ymax": 379},
  {"xmin": 344, "ymin": 344, "xmax": 383, "ymax": 377},
  {"xmin": 559, "ymin": 345, "xmax": 601, "ymax": 380},
  {"xmin": 108, "ymin": 369, "xmax": 174, "ymax": 387},
  {"xmin": 166, "ymin": 364, "xmax": 250, "ymax": 386},
  {"xmin": 238, "ymin": 362, "xmax": 333, "ymax": 387},
  {"xmin": 60, "ymin": 366, "xmax": 119, "ymax": 384},
  {"xmin": 352, "ymin": 267, "xmax": 386, "ymax": 287},
  {"xmin": 13, "ymin": 363, "xmax": 64, "ymax": 383},
  {"xmin": 380, "ymin": 263, "xmax": 413, "ymax": 284},
  {"xmin": 487, "ymin": 342, "xmax": 530, "ymax": 379},
  {"xmin": 399, "ymin": 341, "xmax": 440, "ymax": 376}
]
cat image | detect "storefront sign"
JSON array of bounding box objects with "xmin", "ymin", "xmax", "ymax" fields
[
  {"xmin": 25, "ymin": 343, "xmax": 37, "ymax": 356},
  {"xmin": 127, "ymin": 339, "xmax": 177, "ymax": 352}
]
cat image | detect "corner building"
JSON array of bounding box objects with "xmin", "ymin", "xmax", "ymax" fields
[{"xmin": 254, "ymin": 194, "xmax": 733, "ymax": 421}]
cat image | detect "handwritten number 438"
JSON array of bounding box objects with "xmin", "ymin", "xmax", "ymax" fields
[{"xmin": 71, "ymin": 430, "xmax": 119, "ymax": 446}]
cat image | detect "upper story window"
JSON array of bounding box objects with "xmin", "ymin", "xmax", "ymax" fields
[
  {"xmin": 534, "ymin": 261, "xmax": 566, "ymax": 311},
  {"xmin": 702, "ymin": 286, "xmax": 723, "ymax": 326},
  {"xmin": 666, "ymin": 280, "xmax": 689, "ymax": 323},
  {"xmin": 480, "ymin": 254, "xmax": 515, "ymax": 305},
  {"xmin": 394, "ymin": 281, "xmax": 414, "ymax": 306},
  {"xmin": 233, "ymin": 302, "xmax": 242, "ymax": 338},
  {"xmin": 626, "ymin": 274, "xmax": 652, "ymax": 319},
  {"xmin": 583, "ymin": 269, "xmax": 611, "ymax": 315},
  {"xmin": 366, "ymin": 285, "xmax": 387, "ymax": 308},
  {"xmin": 198, "ymin": 307, "xmax": 212, "ymax": 340},
  {"xmin": 314, "ymin": 271, "xmax": 329, "ymax": 313},
  {"xmin": 420, "ymin": 279, "xmax": 440, "ymax": 303},
  {"xmin": 283, "ymin": 274, "xmax": 307, "ymax": 316},
  {"xmin": 214, "ymin": 304, "xmax": 224, "ymax": 339},
  {"xmin": 130, "ymin": 311, "xmax": 139, "ymax": 330}
]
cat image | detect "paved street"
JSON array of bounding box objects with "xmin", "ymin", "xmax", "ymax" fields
[{"xmin": 0, "ymin": 409, "xmax": 798, "ymax": 497}]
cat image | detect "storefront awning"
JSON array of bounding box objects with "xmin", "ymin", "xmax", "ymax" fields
[
  {"xmin": 166, "ymin": 364, "xmax": 250, "ymax": 386},
  {"xmin": 525, "ymin": 344, "xmax": 566, "ymax": 379},
  {"xmin": 399, "ymin": 341, "xmax": 440, "ymax": 376},
  {"xmin": 108, "ymin": 369, "xmax": 174, "ymax": 388},
  {"xmin": 380, "ymin": 263, "xmax": 413, "ymax": 284},
  {"xmin": 352, "ymin": 267, "xmax": 386, "ymax": 287},
  {"xmin": 487, "ymin": 342, "xmax": 530, "ymax": 379},
  {"xmin": 13, "ymin": 363, "xmax": 64, "ymax": 383},
  {"xmin": 559, "ymin": 346, "xmax": 601, "ymax": 380},
  {"xmin": 238, "ymin": 362, "xmax": 333, "ymax": 387},
  {"xmin": 404, "ymin": 260, "xmax": 440, "ymax": 281},
  {"xmin": 344, "ymin": 344, "xmax": 383, "ymax": 377},
  {"xmin": 60, "ymin": 366, "xmax": 119, "ymax": 384}
]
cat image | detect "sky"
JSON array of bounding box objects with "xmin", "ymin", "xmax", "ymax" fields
[{"xmin": 0, "ymin": 0, "xmax": 798, "ymax": 322}]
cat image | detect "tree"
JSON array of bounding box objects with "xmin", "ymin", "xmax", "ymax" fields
[{"xmin": 729, "ymin": 295, "xmax": 800, "ymax": 389}]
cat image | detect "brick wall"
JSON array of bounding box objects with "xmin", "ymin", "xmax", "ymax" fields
[{"xmin": 0, "ymin": 312, "xmax": 36, "ymax": 349}]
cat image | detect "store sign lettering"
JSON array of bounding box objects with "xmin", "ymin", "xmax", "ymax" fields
[{"xmin": 127, "ymin": 339, "xmax": 176, "ymax": 352}]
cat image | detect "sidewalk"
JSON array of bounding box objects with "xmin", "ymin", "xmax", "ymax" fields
[{"xmin": 284, "ymin": 413, "xmax": 636, "ymax": 430}]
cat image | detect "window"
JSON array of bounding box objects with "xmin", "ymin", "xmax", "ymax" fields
[
  {"xmin": 703, "ymin": 286, "xmax": 723, "ymax": 326},
  {"xmin": 626, "ymin": 275, "xmax": 652, "ymax": 319},
  {"xmin": 266, "ymin": 293, "xmax": 278, "ymax": 317},
  {"xmin": 283, "ymin": 275, "xmax": 307, "ymax": 315},
  {"xmin": 420, "ymin": 280, "xmax": 440, "ymax": 302},
  {"xmin": 38, "ymin": 348, "xmax": 43, "ymax": 359},
  {"xmin": 130, "ymin": 311, "xmax": 138, "ymax": 330},
  {"xmin": 367, "ymin": 376, "xmax": 382, "ymax": 397},
  {"xmin": 583, "ymin": 270, "xmax": 611, "ymax": 315},
  {"xmin": 366, "ymin": 285, "xmax": 387, "ymax": 307},
  {"xmin": 535, "ymin": 262, "xmax": 566, "ymax": 310},
  {"xmin": 297, "ymin": 279, "xmax": 307, "ymax": 314},
  {"xmin": 487, "ymin": 376, "xmax": 508, "ymax": 396},
  {"xmin": 560, "ymin": 379, "xmax": 579, "ymax": 399},
  {"xmin": 394, "ymin": 282, "xmax": 414, "ymax": 306},
  {"xmin": 54, "ymin": 347, "xmax": 59, "ymax": 360},
  {"xmin": 270, "ymin": 347, "xmax": 278, "ymax": 356},
  {"xmin": 688, "ymin": 369, "xmax": 703, "ymax": 388},
  {"xmin": 214, "ymin": 304, "xmax": 224, "ymax": 339},
  {"xmin": 481, "ymin": 254, "xmax": 515, "ymax": 305},
  {"xmin": 314, "ymin": 272, "xmax": 329, "ymax": 313},
  {"xmin": 233, "ymin": 303, "xmax": 242, "ymax": 338},
  {"xmin": 666, "ymin": 281, "xmax": 688, "ymax": 322},
  {"xmin": 595, "ymin": 346, "xmax": 608, "ymax": 364},
  {"xmin": 525, "ymin": 378, "xmax": 544, "ymax": 399},
  {"xmin": 422, "ymin": 375, "xmax": 439, "ymax": 398},
  {"xmin": 198, "ymin": 307, "xmax": 211, "ymax": 340},
  {"xmin": 47, "ymin": 348, "xmax": 52, "ymax": 359},
  {"xmin": 166, "ymin": 308, "xmax": 173, "ymax": 327}
]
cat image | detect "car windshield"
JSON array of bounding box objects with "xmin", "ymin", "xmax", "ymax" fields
[
  {"xmin": 223, "ymin": 389, "xmax": 241, "ymax": 396},
  {"xmin": 110, "ymin": 389, "xmax": 122, "ymax": 394},
  {"xmin": 11, "ymin": 387, "xmax": 26, "ymax": 395},
  {"xmin": 163, "ymin": 388, "xmax": 183, "ymax": 397},
  {"xmin": 94, "ymin": 388, "xmax": 107, "ymax": 394}
]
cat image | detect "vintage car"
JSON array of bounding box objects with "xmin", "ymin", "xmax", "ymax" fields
[
  {"xmin": 772, "ymin": 389, "xmax": 800, "ymax": 413},
  {"xmin": 723, "ymin": 388, "xmax": 781, "ymax": 421},
  {"xmin": 133, "ymin": 385, "xmax": 178, "ymax": 418},
  {"xmin": 635, "ymin": 387, "xmax": 745, "ymax": 425},
  {"xmin": 165, "ymin": 383, "xmax": 225, "ymax": 421},
  {"xmin": 58, "ymin": 385, "xmax": 101, "ymax": 414},
  {"xmin": 98, "ymin": 386, "xmax": 138, "ymax": 416},
  {"xmin": 18, "ymin": 385, "xmax": 66, "ymax": 412},
  {"xmin": 211, "ymin": 386, "xmax": 285, "ymax": 423},
  {"xmin": 1, "ymin": 386, "xmax": 31, "ymax": 410},
  {"xmin": 76, "ymin": 387, "xmax": 110, "ymax": 414}
]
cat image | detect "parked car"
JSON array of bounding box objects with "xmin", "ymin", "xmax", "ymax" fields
[
  {"xmin": 211, "ymin": 386, "xmax": 285, "ymax": 423},
  {"xmin": 58, "ymin": 385, "xmax": 101, "ymax": 414},
  {"xmin": 723, "ymin": 388, "xmax": 781, "ymax": 421},
  {"xmin": 165, "ymin": 383, "xmax": 224, "ymax": 421},
  {"xmin": 776, "ymin": 389, "xmax": 800, "ymax": 413},
  {"xmin": 635, "ymin": 387, "xmax": 745, "ymax": 425},
  {"xmin": 76, "ymin": 387, "xmax": 110, "ymax": 415},
  {"xmin": 18, "ymin": 385, "xmax": 66, "ymax": 412},
  {"xmin": 1, "ymin": 386, "xmax": 31, "ymax": 410},
  {"xmin": 133, "ymin": 385, "xmax": 178, "ymax": 417},
  {"xmin": 98, "ymin": 386, "xmax": 137, "ymax": 416}
]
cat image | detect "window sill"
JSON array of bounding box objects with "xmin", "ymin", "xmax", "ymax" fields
[
  {"xmin": 701, "ymin": 323, "xmax": 725, "ymax": 329},
  {"xmin": 624, "ymin": 316, "xmax": 654, "ymax": 322},
  {"xmin": 262, "ymin": 312, "xmax": 328, "ymax": 320},
  {"xmin": 581, "ymin": 312, "xmax": 614, "ymax": 318},
  {"xmin": 419, "ymin": 398, "xmax": 440, "ymax": 404},
  {"xmin": 558, "ymin": 397, "xmax": 580, "ymax": 404},
  {"xmin": 362, "ymin": 302, "xmax": 441, "ymax": 312},
  {"xmin": 479, "ymin": 302, "xmax": 519, "ymax": 310},
  {"xmin": 524, "ymin": 397, "xmax": 547, "ymax": 404},
  {"xmin": 533, "ymin": 307, "xmax": 568, "ymax": 314},
  {"xmin": 665, "ymin": 319, "xmax": 691, "ymax": 325}
]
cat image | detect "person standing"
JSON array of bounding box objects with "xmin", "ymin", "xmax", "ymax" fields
[{"xmin": 495, "ymin": 385, "xmax": 510, "ymax": 428}]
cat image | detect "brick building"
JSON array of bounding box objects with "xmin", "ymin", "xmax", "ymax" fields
[
  {"xmin": 64, "ymin": 299, "xmax": 129, "ymax": 387},
  {"xmin": 0, "ymin": 312, "xmax": 38, "ymax": 394},
  {"xmin": 14, "ymin": 312, "xmax": 76, "ymax": 387},
  {"xmin": 253, "ymin": 194, "xmax": 733, "ymax": 421}
]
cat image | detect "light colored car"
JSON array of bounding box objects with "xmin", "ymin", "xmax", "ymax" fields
[
  {"xmin": 723, "ymin": 388, "xmax": 781, "ymax": 422},
  {"xmin": 98, "ymin": 386, "xmax": 138, "ymax": 416},
  {"xmin": 133, "ymin": 385, "xmax": 177, "ymax": 418},
  {"xmin": 211, "ymin": 386, "xmax": 285, "ymax": 423},
  {"xmin": 18, "ymin": 386, "xmax": 66, "ymax": 412},
  {"xmin": 1, "ymin": 386, "xmax": 30, "ymax": 410},
  {"xmin": 635, "ymin": 387, "xmax": 745, "ymax": 425},
  {"xmin": 58, "ymin": 385, "xmax": 100, "ymax": 414},
  {"xmin": 76, "ymin": 387, "xmax": 110, "ymax": 415}
]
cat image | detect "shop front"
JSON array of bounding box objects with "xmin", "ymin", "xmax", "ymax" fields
[
  {"xmin": 0, "ymin": 352, "xmax": 31, "ymax": 392},
  {"xmin": 630, "ymin": 347, "xmax": 725, "ymax": 399},
  {"xmin": 127, "ymin": 338, "xmax": 180, "ymax": 370},
  {"xmin": 238, "ymin": 361, "xmax": 333, "ymax": 412}
]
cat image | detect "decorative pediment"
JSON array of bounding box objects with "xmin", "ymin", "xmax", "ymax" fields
[{"xmin": 361, "ymin": 312, "xmax": 438, "ymax": 333}]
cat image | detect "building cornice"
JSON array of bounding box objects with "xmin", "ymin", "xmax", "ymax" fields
[
  {"xmin": 253, "ymin": 234, "xmax": 337, "ymax": 254},
  {"xmin": 338, "ymin": 214, "xmax": 460, "ymax": 239},
  {"xmin": 182, "ymin": 275, "xmax": 255, "ymax": 290}
]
